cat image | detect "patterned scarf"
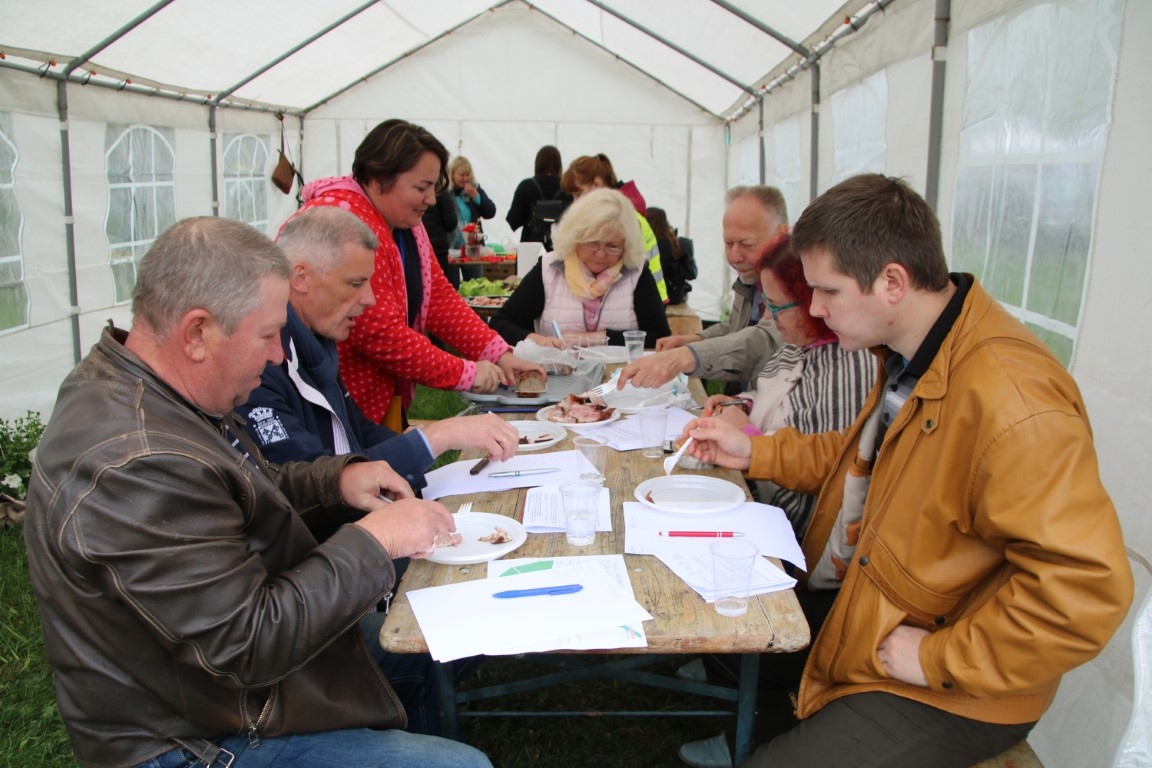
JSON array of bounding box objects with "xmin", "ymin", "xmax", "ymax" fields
[{"xmin": 563, "ymin": 252, "xmax": 624, "ymax": 331}]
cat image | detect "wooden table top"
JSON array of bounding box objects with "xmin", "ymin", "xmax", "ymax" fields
[{"xmin": 381, "ymin": 383, "xmax": 810, "ymax": 657}]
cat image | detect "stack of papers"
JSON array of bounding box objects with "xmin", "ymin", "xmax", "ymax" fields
[
  {"xmin": 522, "ymin": 484, "xmax": 612, "ymax": 533},
  {"xmin": 407, "ymin": 556, "xmax": 652, "ymax": 661},
  {"xmin": 421, "ymin": 450, "xmax": 583, "ymax": 499},
  {"xmin": 623, "ymin": 500, "xmax": 805, "ymax": 603}
]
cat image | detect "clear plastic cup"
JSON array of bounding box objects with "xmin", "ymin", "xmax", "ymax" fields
[
  {"xmin": 623, "ymin": 330, "xmax": 646, "ymax": 363},
  {"xmin": 573, "ymin": 436, "xmax": 607, "ymax": 482},
  {"xmin": 638, "ymin": 408, "xmax": 668, "ymax": 459},
  {"xmin": 560, "ymin": 480, "xmax": 600, "ymax": 546},
  {"xmin": 711, "ymin": 539, "xmax": 760, "ymax": 617}
]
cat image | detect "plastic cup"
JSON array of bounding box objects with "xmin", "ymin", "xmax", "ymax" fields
[
  {"xmin": 560, "ymin": 480, "xmax": 600, "ymax": 546},
  {"xmin": 573, "ymin": 436, "xmax": 607, "ymax": 482},
  {"xmin": 711, "ymin": 539, "xmax": 760, "ymax": 617},
  {"xmin": 623, "ymin": 330, "xmax": 646, "ymax": 363},
  {"xmin": 638, "ymin": 408, "xmax": 668, "ymax": 459}
]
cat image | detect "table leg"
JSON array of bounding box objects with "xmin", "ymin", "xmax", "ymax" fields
[
  {"xmin": 434, "ymin": 660, "xmax": 458, "ymax": 739},
  {"xmin": 733, "ymin": 652, "xmax": 761, "ymax": 763}
]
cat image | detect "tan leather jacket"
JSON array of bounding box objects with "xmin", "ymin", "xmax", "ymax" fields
[
  {"xmin": 24, "ymin": 328, "xmax": 405, "ymax": 768},
  {"xmin": 747, "ymin": 279, "xmax": 1132, "ymax": 725}
]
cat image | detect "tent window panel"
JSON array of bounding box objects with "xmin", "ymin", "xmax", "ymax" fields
[
  {"xmin": 952, "ymin": 0, "xmax": 1120, "ymax": 366},
  {"xmin": 0, "ymin": 258, "xmax": 21, "ymax": 283},
  {"xmin": 951, "ymin": 166, "xmax": 993, "ymax": 277},
  {"xmin": 0, "ymin": 188, "xmax": 21, "ymax": 259},
  {"xmin": 221, "ymin": 133, "xmax": 270, "ymax": 233},
  {"xmin": 1029, "ymin": 162, "xmax": 1097, "ymax": 326},
  {"xmin": 984, "ymin": 164, "xmax": 1035, "ymax": 307},
  {"xmin": 105, "ymin": 125, "xmax": 177, "ymax": 304},
  {"xmin": 773, "ymin": 115, "xmax": 803, "ymax": 225},
  {"xmin": 0, "ymin": 281, "xmax": 29, "ymax": 332},
  {"xmin": 830, "ymin": 70, "xmax": 888, "ymax": 185}
]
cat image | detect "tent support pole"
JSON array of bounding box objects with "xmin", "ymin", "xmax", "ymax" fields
[
  {"xmin": 758, "ymin": 100, "xmax": 766, "ymax": 184},
  {"xmin": 810, "ymin": 63, "xmax": 821, "ymax": 203},
  {"xmin": 208, "ymin": 106, "xmax": 219, "ymax": 217},
  {"xmin": 925, "ymin": 0, "xmax": 951, "ymax": 210},
  {"xmin": 55, "ymin": 80, "xmax": 82, "ymax": 364}
]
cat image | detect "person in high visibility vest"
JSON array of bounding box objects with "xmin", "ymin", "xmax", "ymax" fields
[{"xmin": 561, "ymin": 153, "xmax": 669, "ymax": 303}]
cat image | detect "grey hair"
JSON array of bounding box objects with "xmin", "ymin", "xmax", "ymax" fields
[
  {"xmin": 725, "ymin": 185, "xmax": 789, "ymax": 228},
  {"xmin": 276, "ymin": 207, "xmax": 379, "ymax": 275},
  {"xmin": 132, "ymin": 217, "xmax": 291, "ymax": 337},
  {"xmin": 552, "ymin": 188, "xmax": 645, "ymax": 270}
]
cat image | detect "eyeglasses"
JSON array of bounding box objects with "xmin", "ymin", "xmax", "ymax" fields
[
  {"xmin": 765, "ymin": 300, "xmax": 798, "ymax": 320},
  {"xmin": 579, "ymin": 241, "xmax": 624, "ymax": 258}
]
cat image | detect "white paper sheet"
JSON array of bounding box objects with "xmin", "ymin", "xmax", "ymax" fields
[
  {"xmin": 485, "ymin": 555, "xmax": 648, "ymax": 651},
  {"xmin": 522, "ymin": 484, "xmax": 612, "ymax": 533},
  {"xmin": 408, "ymin": 561, "xmax": 652, "ymax": 661},
  {"xmin": 655, "ymin": 549, "xmax": 796, "ymax": 602},
  {"xmin": 622, "ymin": 500, "xmax": 807, "ymax": 571},
  {"xmin": 421, "ymin": 450, "xmax": 583, "ymax": 499}
]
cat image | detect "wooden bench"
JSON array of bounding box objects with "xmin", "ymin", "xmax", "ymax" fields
[{"xmin": 666, "ymin": 302, "xmax": 703, "ymax": 337}]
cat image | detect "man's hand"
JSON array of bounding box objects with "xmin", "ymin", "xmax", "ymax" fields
[
  {"xmin": 472, "ymin": 360, "xmax": 509, "ymax": 392},
  {"xmin": 655, "ymin": 333, "xmax": 702, "ymax": 352},
  {"xmin": 422, "ymin": 414, "xmax": 520, "ymax": 462},
  {"xmin": 678, "ymin": 416, "xmax": 752, "ymax": 471},
  {"xmin": 617, "ymin": 347, "xmax": 695, "ymax": 390},
  {"xmin": 339, "ymin": 460, "xmax": 415, "ymax": 510},
  {"xmin": 877, "ymin": 625, "xmax": 929, "ymax": 687},
  {"xmin": 495, "ymin": 351, "xmax": 546, "ymax": 385},
  {"xmin": 353, "ymin": 498, "xmax": 459, "ymax": 559}
]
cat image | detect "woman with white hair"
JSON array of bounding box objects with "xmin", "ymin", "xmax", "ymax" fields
[{"xmin": 490, "ymin": 188, "xmax": 670, "ymax": 349}]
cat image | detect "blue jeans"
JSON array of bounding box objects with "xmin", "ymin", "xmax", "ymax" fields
[{"xmin": 133, "ymin": 728, "xmax": 491, "ymax": 768}]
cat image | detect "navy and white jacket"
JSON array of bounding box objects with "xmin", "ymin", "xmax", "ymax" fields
[{"xmin": 238, "ymin": 320, "xmax": 434, "ymax": 491}]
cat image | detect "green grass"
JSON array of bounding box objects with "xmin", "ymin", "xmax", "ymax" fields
[
  {"xmin": 0, "ymin": 385, "xmax": 743, "ymax": 767},
  {"xmin": 0, "ymin": 527, "xmax": 73, "ymax": 766}
]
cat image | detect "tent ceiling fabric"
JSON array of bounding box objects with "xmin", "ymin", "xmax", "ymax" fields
[{"xmin": 0, "ymin": 0, "xmax": 855, "ymax": 118}]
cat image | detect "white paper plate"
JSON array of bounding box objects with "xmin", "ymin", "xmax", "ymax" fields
[
  {"xmin": 535, "ymin": 404, "xmax": 622, "ymax": 430},
  {"xmin": 634, "ymin": 475, "xmax": 747, "ymax": 515},
  {"xmin": 514, "ymin": 421, "xmax": 567, "ymax": 452},
  {"xmin": 461, "ymin": 386, "xmax": 550, "ymax": 406},
  {"xmin": 426, "ymin": 512, "xmax": 527, "ymax": 565}
]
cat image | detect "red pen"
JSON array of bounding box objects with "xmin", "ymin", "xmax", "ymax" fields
[{"xmin": 658, "ymin": 531, "xmax": 745, "ymax": 538}]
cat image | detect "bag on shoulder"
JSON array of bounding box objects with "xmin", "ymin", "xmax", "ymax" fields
[
  {"xmin": 678, "ymin": 236, "xmax": 698, "ymax": 281},
  {"xmin": 529, "ymin": 178, "xmax": 564, "ymax": 247}
]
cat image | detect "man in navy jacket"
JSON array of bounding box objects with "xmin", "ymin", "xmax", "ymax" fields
[{"xmin": 238, "ymin": 207, "xmax": 518, "ymax": 496}]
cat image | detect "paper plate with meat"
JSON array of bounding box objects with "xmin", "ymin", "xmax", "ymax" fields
[
  {"xmin": 535, "ymin": 394, "xmax": 620, "ymax": 429},
  {"xmin": 425, "ymin": 512, "xmax": 527, "ymax": 565},
  {"xmin": 514, "ymin": 421, "xmax": 567, "ymax": 452}
]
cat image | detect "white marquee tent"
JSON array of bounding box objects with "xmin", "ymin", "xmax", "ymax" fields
[{"xmin": 1, "ymin": 1, "xmax": 1149, "ymax": 765}]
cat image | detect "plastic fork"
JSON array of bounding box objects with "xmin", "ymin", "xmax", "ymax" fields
[
  {"xmin": 586, "ymin": 381, "xmax": 616, "ymax": 398},
  {"xmin": 456, "ymin": 502, "xmax": 473, "ymax": 516},
  {"xmin": 663, "ymin": 437, "xmax": 693, "ymax": 475}
]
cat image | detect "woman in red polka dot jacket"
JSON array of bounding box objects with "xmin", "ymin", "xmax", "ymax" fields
[{"xmin": 298, "ymin": 119, "xmax": 544, "ymax": 428}]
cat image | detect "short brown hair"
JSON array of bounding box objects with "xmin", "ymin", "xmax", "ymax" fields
[
  {"xmin": 561, "ymin": 154, "xmax": 618, "ymax": 194},
  {"xmin": 352, "ymin": 119, "xmax": 449, "ymax": 194},
  {"xmin": 791, "ymin": 174, "xmax": 948, "ymax": 292}
]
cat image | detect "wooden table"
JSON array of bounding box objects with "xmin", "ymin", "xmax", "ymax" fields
[{"xmin": 381, "ymin": 405, "xmax": 809, "ymax": 762}]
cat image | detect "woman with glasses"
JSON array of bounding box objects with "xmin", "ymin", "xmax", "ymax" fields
[
  {"xmin": 701, "ymin": 235, "xmax": 876, "ymax": 539},
  {"xmin": 490, "ymin": 188, "xmax": 670, "ymax": 349}
]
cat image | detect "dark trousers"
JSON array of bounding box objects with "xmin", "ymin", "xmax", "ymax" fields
[{"xmin": 739, "ymin": 692, "xmax": 1034, "ymax": 768}]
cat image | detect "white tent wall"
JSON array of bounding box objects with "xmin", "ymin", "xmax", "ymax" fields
[
  {"xmin": 0, "ymin": 71, "xmax": 300, "ymax": 420},
  {"xmin": 301, "ymin": 4, "xmax": 730, "ymax": 321}
]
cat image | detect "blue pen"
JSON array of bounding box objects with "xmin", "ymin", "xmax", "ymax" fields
[{"xmin": 492, "ymin": 584, "xmax": 583, "ymax": 599}]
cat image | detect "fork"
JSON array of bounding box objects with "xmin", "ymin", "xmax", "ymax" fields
[
  {"xmin": 586, "ymin": 381, "xmax": 616, "ymax": 398},
  {"xmin": 456, "ymin": 502, "xmax": 473, "ymax": 516}
]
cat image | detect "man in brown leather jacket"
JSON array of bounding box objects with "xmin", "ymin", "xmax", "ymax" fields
[
  {"xmin": 684, "ymin": 175, "xmax": 1132, "ymax": 768},
  {"xmin": 23, "ymin": 217, "xmax": 492, "ymax": 768}
]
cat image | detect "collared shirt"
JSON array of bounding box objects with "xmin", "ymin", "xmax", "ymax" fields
[{"xmin": 879, "ymin": 274, "xmax": 971, "ymax": 440}]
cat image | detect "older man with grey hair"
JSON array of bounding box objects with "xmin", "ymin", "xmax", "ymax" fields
[
  {"xmin": 24, "ymin": 216, "xmax": 491, "ymax": 768},
  {"xmin": 617, "ymin": 185, "xmax": 788, "ymax": 392},
  {"xmin": 239, "ymin": 206, "xmax": 518, "ymax": 500}
]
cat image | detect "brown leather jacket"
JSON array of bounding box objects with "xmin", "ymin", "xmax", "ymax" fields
[
  {"xmin": 24, "ymin": 327, "xmax": 405, "ymax": 768},
  {"xmin": 747, "ymin": 279, "xmax": 1132, "ymax": 725}
]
